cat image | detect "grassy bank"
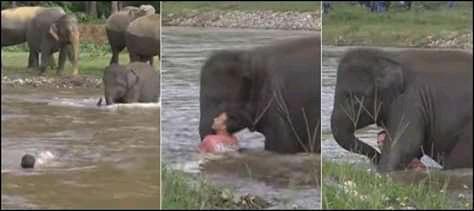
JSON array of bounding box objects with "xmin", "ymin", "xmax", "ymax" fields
[
  {"xmin": 322, "ymin": 161, "xmax": 471, "ymax": 209},
  {"xmin": 161, "ymin": 167, "xmax": 241, "ymax": 209},
  {"xmin": 2, "ymin": 42, "xmax": 159, "ymax": 78},
  {"xmin": 163, "ymin": 1, "xmax": 320, "ymax": 16},
  {"xmin": 323, "ymin": 2, "xmax": 472, "ymax": 48}
]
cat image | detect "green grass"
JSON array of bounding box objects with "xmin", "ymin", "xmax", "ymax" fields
[
  {"xmin": 323, "ymin": 2, "xmax": 472, "ymax": 47},
  {"xmin": 161, "ymin": 167, "xmax": 240, "ymax": 209},
  {"xmin": 322, "ymin": 161, "xmax": 471, "ymax": 209},
  {"xmin": 2, "ymin": 42, "xmax": 159, "ymax": 78},
  {"xmin": 163, "ymin": 1, "xmax": 320, "ymax": 16}
]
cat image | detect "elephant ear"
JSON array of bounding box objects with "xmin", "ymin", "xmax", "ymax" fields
[
  {"xmin": 374, "ymin": 56, "xmax": 404, "ymax": 93},
  {"xmin": 127, "ymin": 69, "xmax": 140, "ymax": 89},
  {"xmin": 48, "ymin": 23, "xmax": 60, "ymax": 41}
]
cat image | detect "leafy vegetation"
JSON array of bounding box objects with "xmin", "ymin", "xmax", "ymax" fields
[
  {"xmin": 322, "ymin": 161, "xmax": 471, "ymax": 209},
  {"xmin": 323, "ymin": 2, "xmax": 472, "ymax": 47},
  {"xmin": 163, "ymin": 1, "xmax": 320, "ymax": 16}
]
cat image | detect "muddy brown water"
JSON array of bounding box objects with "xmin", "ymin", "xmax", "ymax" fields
[
  {"xmin": 161, "ymin": 26, "xmax": 321, "ymax": 209},
  {"xmin": 1, "ymin": 85, "xmax": 160, "ymax": 209},
  {"xmin": 321, "ymin": 46, "xmax": 473, "ymax": 205}
]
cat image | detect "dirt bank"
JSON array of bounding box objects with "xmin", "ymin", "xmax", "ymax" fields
[{"xmin": 163, "ymin": 10, "xmax": 321, "ymax": 31}]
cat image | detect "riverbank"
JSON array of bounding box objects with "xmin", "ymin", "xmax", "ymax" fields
[
  {"xmin": 162, "ymin": 2, "xmax": 320, "ymax": 31},
  {"xmin": 1, "ymin": 51, "xmax": 158, "ymax": 89},
  {"xmin": 161, "ymin": 167, "xmax": 270, "ymax": 209},
  {"xmin": 322, "ymin": 161, "xmax": 472, "ymax": 209},
  {"xmin": 323, "ymin": 3, "xmax": 473, "ymax": 49}
]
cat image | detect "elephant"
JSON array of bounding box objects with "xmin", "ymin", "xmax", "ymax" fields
[
  {"xmin": 1, "ymin": 6, "xmax": 64, "ymax": 68},
  {"xmin": 100, "ymin": 62, "xmax": 160, "ymax": 106},
  {"xmin": 105, "ymin": 5, "xmax": 155, "ymax": 65},
  {"xmin": 125, "ymin": 14, "xmax": 160, "ymax": 66},
  {"xmin": 26, "ymin": 10, "xmax": 80, "ymax": 75},
  {"xmin": 199, "ymin": 36, "xmax": 320, "ymax": 153},
  {"xmin": 330, "ymin": 48, "xmax": 473, "ymax": 172}
]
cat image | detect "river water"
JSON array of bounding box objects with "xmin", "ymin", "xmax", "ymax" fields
[
  {"xmin": 1, "ymin": 86, "xmax": 160, "ymax": 208},
  {"xmin": 161, "ymin": 26, "xmax": 321, "ymax": 209}
]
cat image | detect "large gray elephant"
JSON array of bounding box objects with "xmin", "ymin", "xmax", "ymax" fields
[
  {"xmin": 100, "ymin": 62, "xmax": 160, "ymax": 105},
  {"xmin": 1, "ymin": 6, "xmax": 64, "ymax": 68},
  {"xmin": 199, "ymin": 36, "xmax": 320, "ymax": 153},
  {"xmin": 105, "ymin": 5, "xmax": 155, "ymax": 65},
  {"xmin": 330, "ymin": 48, "xmax": 473, "ymax": 172},
  {"xmin": 125, "ymin": 14, "xmax": 160, "ymax": 66},
  {"xmin": 26, "ymin": 10, "xmax": 80, "ymax": 75}
]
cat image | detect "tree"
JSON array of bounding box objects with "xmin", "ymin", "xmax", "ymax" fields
[
  {"xmin": 88, "ymin": 1, "xmax": 98, "ymax": 18},
  {"xmin": 111, "ymin": 1, "xmax": 118, "ymax": 14}
]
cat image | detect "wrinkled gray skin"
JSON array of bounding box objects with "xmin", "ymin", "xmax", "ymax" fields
[
  {"xmin": 1, "ymin": 6, "xmax": 64, "ymax": 68},
  {"xmin": 199, "ymin": 36, "xmax": 320, "ymax": 153},
  {"xmin": 331, "ymin": 48, "xmax": 473, "ymax": 172},
  {"xmin": 101, "ymin": 62, "xmax": 160, "ymax": 105},
  {"xmin": 125, "ymin": 14, "xmax": 160, "ymax": 66},
  {"xmin": 105, "ymin": 5, "xmax": 155, "ymax": 65},
  {"xmin": 26, "ymin": 10, "xmax": 80, "ymax": 75}
]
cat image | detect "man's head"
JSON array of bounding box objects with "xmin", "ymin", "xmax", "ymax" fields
[
  {"xmin": 211, "ymin": 110, "xmax": 252, "ymax": 134},
  {"xmin": 377, "ymin": 130, "xmax": 387, "ymax": 148},
  {"xmin": 21, "ymin": 154, "xmax": 36, "ymax": 168}
]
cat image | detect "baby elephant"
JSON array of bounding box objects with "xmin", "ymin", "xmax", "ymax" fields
[{"xmin": 99, "ymin": 62, "xmax": 160, "ymax": 106}]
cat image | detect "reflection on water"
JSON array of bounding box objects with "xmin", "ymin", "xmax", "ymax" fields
[
  {"xmin": 161, "ymin": 26, "xmax": 319, "ymax": 209},
  {"xmin": 1, "ymin": 86, "xmax": 160, "ymax": 209}
]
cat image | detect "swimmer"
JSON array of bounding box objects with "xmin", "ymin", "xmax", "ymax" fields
[
  {"xmin": 20, "ymin": 151, "xmax": 55, "ymax": 169},
  {"xmin": 377, "ymin": 130, "xmax": 427, "ymax": 171},
  {"xmin": 21, "ymin": 154, "xmax": 35, "ymax": 168},
  {"xmin": 199, "ymin": 112, "xmax": 239, "ymax": 153}
]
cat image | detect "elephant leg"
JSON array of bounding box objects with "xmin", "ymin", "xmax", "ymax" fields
[
  {"xmin": 149, "ymin": 56, "xmax": 154, "ymax": 66},
  {"xmin": 28, "ymin": 50, "xmax": 39, "ymax": 69},
  {"xmin": 39, "ymin": 50, "xmax": 52, "ymax": 75},
  {"xmin": 260, "ymin": 114, "xmax": 304, "ymax": 153},
  {"xmin": 110, "ymin": 45, "xmax": 125, "ymax": 65},
  {"xmin": 48, "ymin": 55, "xmax": 56, "ymax": 69},
  {"xmin": 129, "ymin": 53, "xmax": 139, "ymax": 63},
  {"xmin": 57, "ymin": 48, "xmax": 67, "ymax": 75},
  {"xmin": 444, "ymin": 124, "xmax": 473, "ymax": 169},
  {"xmin": 378, "ymin": 95, "xmax": 426, "ymax": 171}
]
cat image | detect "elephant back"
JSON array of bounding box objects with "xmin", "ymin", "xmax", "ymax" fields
[
  {"xmin": 28, "ymin": 8, "xmax": 67, "ymax": 33},
  {"xmin": 1, "ymin": 6, "xmax": 63, "ymax": 30},
  {"xmin": 106, "ymin": 9, "xmax": 139, "ymax": 32},
  {"xmin": 106, "ymin": 5, "xmax": 155, "ymax": 33},
  {"xmin": 126, "ymin": 14, "xmax": 160, "ymax": 39}
]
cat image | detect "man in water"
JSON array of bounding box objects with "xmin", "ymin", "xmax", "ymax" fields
[
  {"xmin": 21, "ymin": 154, "xmax": 36, "ymax": 168},
  {"xmin": 20, "ymin": 151, "xmax": 55, "ymax": 169},
  {"xmin": 377, "ymin": 130, "xmax": 427, "ymax": 171},
  {"xmin": 199, "ymin": 112, "xmax": 239, "ymax": 153}
]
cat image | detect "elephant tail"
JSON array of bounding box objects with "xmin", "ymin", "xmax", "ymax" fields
[{"xmin": 97, "ymin": 97, "xmax": 103, "ymax": 107}]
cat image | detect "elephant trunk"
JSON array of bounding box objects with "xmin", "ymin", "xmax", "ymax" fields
[
  {"xmin": 331, "ymin": 109, "xmax": 380, "ymax": 163},
  {"xmin": 96, "ymin": 97, "xmax": 103, "ymax": 107}
]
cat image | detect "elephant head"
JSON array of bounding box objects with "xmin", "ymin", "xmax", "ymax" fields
[
  {"xmin": 103, "ymin": 64, "xmax": 140, "ymax": 105},
  {"xmin": 199, "ymin": 50, "xmax": 256, "ymax": 140},
  {"xmin": 48, "ymin": 14, "xmax": 80, "ymax": 75},
  {"xmin": 331, "ymin": 48, "xmax": 405, "ymax": 163}
]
